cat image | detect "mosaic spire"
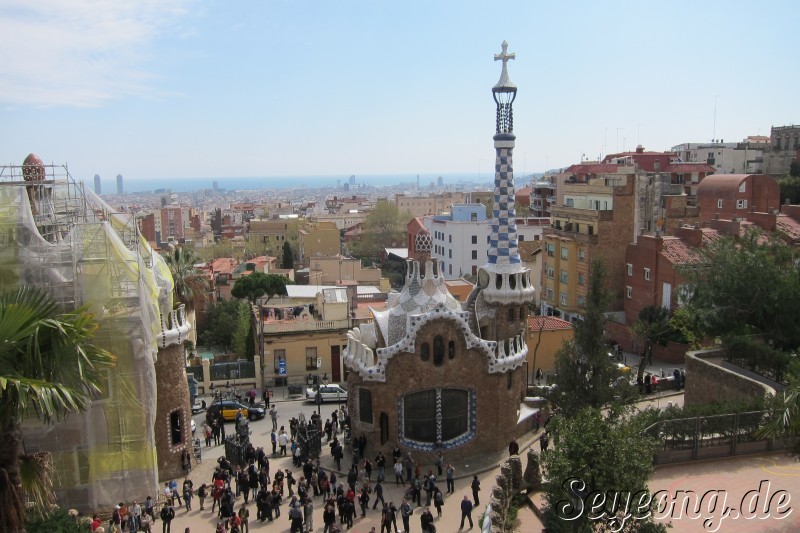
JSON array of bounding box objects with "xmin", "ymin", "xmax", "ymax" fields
[{"xmin": 488, "ymin": 41, "xmax": 520, "ymax": 265}]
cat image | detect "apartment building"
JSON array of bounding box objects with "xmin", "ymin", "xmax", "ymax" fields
[
  {"xmin": 298, "ymin": 221, "xmax": 341, "ymax": 261},
  {"xmin": 672, "ymin": 138, "xmax": 768, "ymax": 176},
  {"xmin": 541, "ymin": 170, "xmax": 636, "ymax": 321},
  {"xmin": 394, "ymin": 191, "xmax": 468, "ymax": 217},
  {"xmin": 427, "ymin": 204, "xmax": 490, "ymax": 277}
]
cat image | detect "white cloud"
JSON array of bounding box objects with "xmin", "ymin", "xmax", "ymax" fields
[{"xmin": 0, "ymin": 0, "xmax": 192, "ymax": 107}]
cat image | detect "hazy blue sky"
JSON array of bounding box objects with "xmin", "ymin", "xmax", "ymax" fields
[{"xmin": 2, "ymin": 0, "xmax": 798, "ymax": 183}]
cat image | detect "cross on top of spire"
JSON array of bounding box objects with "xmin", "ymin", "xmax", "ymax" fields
[{"xmin": 493, "ymin": 41, "xmax": 516, "ymax": 91}]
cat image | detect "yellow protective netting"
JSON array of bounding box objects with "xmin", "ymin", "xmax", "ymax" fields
[{"xmin": 0, "ymin": 163, "xmax": 172, "ymax": 511}]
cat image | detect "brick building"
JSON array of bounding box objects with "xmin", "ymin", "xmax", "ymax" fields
[{"xmin": 695, "ymin": 174, "xmax": 781, "ymax": 223}]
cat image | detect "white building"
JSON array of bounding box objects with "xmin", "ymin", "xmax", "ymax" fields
[
  {"xmin": 425, "ymin": 203, "xmax": 544, "ymax": 278},
  {"xmin": 671, "ymin": 138, "xmax": 768, "ymax": 175}
]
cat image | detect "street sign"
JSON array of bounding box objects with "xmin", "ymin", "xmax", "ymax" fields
[{"xmin": 278, "ymin": 359, "xmax": 287, "ymax": 376}]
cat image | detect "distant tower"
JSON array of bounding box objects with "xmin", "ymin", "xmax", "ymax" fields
[
  {"xmin": 349, "ymin": 175, "xmax": 356, "ymax": 185},
  {"xmin": 437, "ymin": 176, "xmax": 444, "ymax": 187},
  {"xmin": 116, "ymin": 174, "xmax": 123, "ymax": 195},
  {"xmin": 94, "ymin": 174, "xmax": 101, "ymax": 194},
  {"xmin": 213, "ymin": 181, "xmax": 219, "ymax": 191}
]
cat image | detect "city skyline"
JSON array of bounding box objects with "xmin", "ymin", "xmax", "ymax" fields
[{"xmin": 2, "ymin": 0, "xmax": 798, "ymax": 183}]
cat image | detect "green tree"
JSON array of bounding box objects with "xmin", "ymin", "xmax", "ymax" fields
[
  {"xmin": 630, "ymin": 305, "xmax": 673, "ymax": 388},
  {"xmin": 550, "ymin": 260, "xmax": 617, "ymax": 417},
  {"xmin": 0, "ymin": 287, "xmax": 115, "ymax": 527},
  {"xmin": 232, "ymin": 301, "xmax": 254, "ymax": 361},
  {"xmin": 678, "ymin": 228, "xmax": 800, "ymax": 350},
  {"xmin": 541, "ymin": 407, "xmax": 665, "ymax": 532},
  {"xmin": 164, "ymin": 246, "xmax": 208, "ymax": 310},
  {"xmin": 231, "ymin": 272, "xmax": 293, "ymax": 305},
  {"xmin": 282, "ymin": 241, "xmax": 294, "ymax": 269},
  {"xmin": 357, "ymin": 201, "xmax": 410, "ymax": 261},
  {"xmin": 198, "ymin": 299, "xmax": 241, "ymax": 349},
  {"xmin": 757, "ymin": 364, "xmax": 800, "ymax": 454},
  {"xmin": 778, "ymin": 174, "xmax": 800, "ymax": 205}
]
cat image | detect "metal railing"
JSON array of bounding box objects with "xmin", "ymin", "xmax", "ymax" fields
[{"xmin": 643, "ymin": 410, "xmax": 783, "ymax": 465}]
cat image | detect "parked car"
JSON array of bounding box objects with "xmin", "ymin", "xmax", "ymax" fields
[
  {"xmin": 206, "ymin": 400, "xmax": 266, "ymax": 422},
  {"xmin": 191, "ymin": 419, "xmax": 196, "ymax": 434},
  {"xmin": 305, "ymin": 384, "xmax": 348, "ymax": 403}
]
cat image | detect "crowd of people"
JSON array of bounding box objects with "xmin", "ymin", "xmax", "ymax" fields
[{"xmin": 96, "ymin": 401, "xmax": 488, "ymax": 533}]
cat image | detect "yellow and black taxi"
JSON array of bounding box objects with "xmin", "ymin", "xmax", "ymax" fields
[{"xmin": 206, "ymin": 400, "xmax": 266, "ymax": 422}]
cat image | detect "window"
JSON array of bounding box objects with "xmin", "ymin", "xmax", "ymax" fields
[
  {"xmin": 626, "ymin": 286, "xmax": 632, "ymax": 299},
  {"xmin": 421, "ymin": 343, "xmax": 430, "ymax": 361},
  {"xmin": 578, "ymin": 273, "xmax": 585, "ymax": 285},
  {"xmin": 472, "ymin": 250, "xmax": 477, "ymax": 260},
  {"xmin": 508, "ymin": 308, "xmax": 515, "ymax": 321},
  {"xmin": 359, "ymin": 389, "xmax": 373, "ymax": 423},
  {"xmin": 577, "ymin": 295, "xmax": 585, "ymax": 306},
  {"xmin": 305, "ymin": 347, "xmax": 318, "ymax": 370},
  {"xmin": 449, "ymin": 235, "xmax": 452, "ymax": 243},
  {"xmin": 170, "ymin": 410, "xmax": 182, "ymax": 446},
  {"xmin": 471, "ymin": 212, "xmax": 477, "ymax": 222},
  {"xmin": 402, "ymin": 388, "xmax": 472, "ymax": 445},
  {"xmin": 717, "ymin": 199, "xmax": 723, "ymax": 208},
  {"xmin": 274, "ymin": 349, "xmax": 286, "ymax": 373},
  {"xmin": 561, "ymin": 247, "xmax": 568, "ymax": 260},
  {"xmin": 578, "ymin": 248, "xmax": 585, "ymax": 261},
  {"xmin": 627, "ymin": 263, "xmax": 633, "ymax": 276},
  {"xmin": 471, "ymin": 235, "xmax": 477, "ymax": 244},
  {"xmin": 518, "ymin": 235, "xmax": 524, "ymax": 242},
  {"xmin": 560, "ymin": 270, "xmax": 568, "ymax": 283},
  {"xmin": 433, "ymin": 335, "xmax": 445, "ymax": 366},
  {"xmin": 675, "ymin": 173, "xmax": 685, "ymax": 184},
  {"xmin": 448, "ymin": 340, "xmax": 455, "ymax": 360},
  {"xmin": 560, "ymin": 292, "xmax": 568, "ymax": 305},
  {"xmin": 588, "ymin": 226, "xmax": 594, "ymax": 235},
  {"xmin": 546, "ymin": 266, "xmax": 554, "ymax": 279},
  {"xmin": 547, "ymin": 243, "xmax": 555, "ymax": 256},
  {"xmin": 737, "ymin": 199, "xmax": 748, "ymax": 209},
  {"xmin": 644, "ymin": 268, "xmax": 651, "ymax": 281},
  {"xmin": 506, "ymin": 372, "xmax": 513, "ymax": 390},
  {"xmin": 546, "ymin": 288, "xmax": 554, "ymax": 301},
  {"xmin": 448, "ymin": 250, "xmax": 452, "ymax": 258},
  {"xmin": 739, "ymin": 182, "xmax": 746, "ymax": 193}
]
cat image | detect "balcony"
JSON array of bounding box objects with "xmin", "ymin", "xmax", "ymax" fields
[{"xmin": 262, "ymin": 318, "xmax": 352, "ymax": 334}]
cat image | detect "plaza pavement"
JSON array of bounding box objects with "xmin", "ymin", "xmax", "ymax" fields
[{"xmin": 159, "ymin": 410, "xmax": 546, "ymax": 533}]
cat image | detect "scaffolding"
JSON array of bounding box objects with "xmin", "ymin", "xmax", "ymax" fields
[{"xmin": 0, "ymin": 160, "xmax": 173, "ymax": 511}]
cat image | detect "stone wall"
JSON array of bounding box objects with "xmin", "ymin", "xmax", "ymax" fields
[
  {"xmin": 154, "ymin": 343, "xmax": 193, "ymax": 481},
  {"xmin": 684, "ymin": 349, "xmax": 774, "ymax": 407},
  {"xmin": 348, "ymin": 317, "xmax": 533, "ymax": 466}
]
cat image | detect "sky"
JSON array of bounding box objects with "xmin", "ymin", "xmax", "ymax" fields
[{"xmin": 2, "ymin": 0, "xmax": 798, "ymax": 184}]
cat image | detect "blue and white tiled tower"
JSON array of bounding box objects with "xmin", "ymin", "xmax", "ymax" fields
[{"xmin": 475, "ymin": 41, "xmax": 535, "ymax": 306}]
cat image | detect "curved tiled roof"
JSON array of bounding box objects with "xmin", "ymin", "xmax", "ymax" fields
[{"xmin": 696, "ymin": 174, "xmax": 749, "ymax": 195}]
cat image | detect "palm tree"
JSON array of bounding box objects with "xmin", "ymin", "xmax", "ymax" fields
[
  {"xmin": 164, "ymin": 246, "xmax": 209, "ymax": 310},
  {"xmin": 0, "ymin": 287, "xmax": 115, "ymax": 528}
]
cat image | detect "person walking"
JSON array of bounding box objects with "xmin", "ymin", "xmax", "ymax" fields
[
  {"xmin": 460, "ymin": 495, "xmax": 474, "ymax": 530},
  {"xmin": 434, "ymin": 451, "xmax": 443, "ymax": 477},
  {"xmin": 394, "ymin": 460, "xmax": 405, "ymax": 486},
  {"xmin": 539, "ymin": 431, "xmax": 549, "ymax": 452},
  {"xmin": 445, "ymin": 464, "xmax": 455, "ymax": 494},
  {"xmin": 238, "ymin": 504, "xmax": 250, "ymax": 533},
  {"xmin": 433, "ymin": 486, "xmax": 443, "ymax": 518},
  {"xmin": 372, "ymin": 480, "xmax": 385, "ymax": 510},
  {"xmin": 269, "ymin": 404, "xmax": 278, "ymax": 430},
  {"xmin": 399, "ymin": 499, "xmax": 412, "ymax": 533},
  {"xmin": 420, "ymin": 507, "xmax": 434, "ymax": 533},
  {"xmin": 278, "ymin": 427, "xmax": 289, "ymax": 456},
  {"xmin": 159, "ymin": 501, "xmax": 175, "ymax": 533},
  {"xmin": 470, "ymin": 476, "xmax": 480, "ymax": 507}
]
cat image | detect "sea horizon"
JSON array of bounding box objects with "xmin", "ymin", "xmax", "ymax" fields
[{"xmin": 93, "ymin": 171, "xmax": 542, "ymax": 194}]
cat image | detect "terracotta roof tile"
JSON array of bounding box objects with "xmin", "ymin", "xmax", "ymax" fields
[
  {"xmin": 659, "ymin": 238, "xmax": 704, "ymax": 265},
  {"xmin": 527, "ymin": 316, "xmax": 574, "ymax": 331},
  {"xmin": 776, "ymin": 215, "xmax": 800, "ymax": 242}
]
